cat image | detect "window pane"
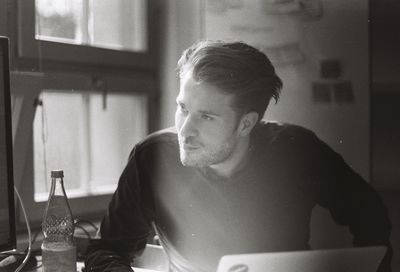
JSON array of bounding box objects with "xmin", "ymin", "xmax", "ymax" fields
[
  {"xmin": 88, "ymin": 93, "xmax": 148, "ymax": 193},
  {"xmin": 90, "ymin": 0, "xmax": 148, "ymax": 52},
  {"xmin": 35, "ymin": 0, "xmax": 85, "ymax": 44},
  {"xmin": 35, "ymin": 0, "xmax": 148, "ymax": 52},
  {"xmin": 33, "ymin": 91, "xmax": 148, "ymax": 201},
  {"xmin": 33, "ymin": 92, "xmax": 85, "ymax": 201}
]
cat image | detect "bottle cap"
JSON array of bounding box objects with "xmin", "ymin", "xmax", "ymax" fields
[{"xmin": 51, "ymin": 170, "xmax": 64, "ymax": 178}]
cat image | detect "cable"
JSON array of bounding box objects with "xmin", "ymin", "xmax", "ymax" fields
[
  {"xmin": 74, "ymin": 219, "xmax": 98, "ymax": 233},
  {"xmin": 75, "ymin": 225, "xmax": 92, "ymax": 240},
  {"xmin": 31, "ymin": 228, "xmax": 42, "ymax": 246},
  {"xmin": 13, "ymin": 185, "xmax": 32, "ymax": 272}
]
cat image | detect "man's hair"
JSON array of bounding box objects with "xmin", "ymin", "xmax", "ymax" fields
[{"xmin": 177, "ymin": 40, "xmax": 283, "ymax": 121}]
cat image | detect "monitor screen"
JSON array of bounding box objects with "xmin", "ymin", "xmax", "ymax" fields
[{"xmin": 0, "ymin": 36, "xmax": 16, "ymax": 252}]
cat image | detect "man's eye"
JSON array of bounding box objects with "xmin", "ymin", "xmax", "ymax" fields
[
  {"xmin": 201, "ymin": 114, "xmax": 213, "ymax": 121},
  {"xmin": 178, "ymin": 106, "xmax": 188, "ymax": 114}
]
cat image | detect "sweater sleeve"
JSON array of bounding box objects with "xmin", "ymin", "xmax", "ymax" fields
[
  {"xmin": 84, "ymin": 146, "xmax": 154, "ymax": 272},
  {"xmin": 305, "ymin": 132, "xmax": 392, "ymax": 272}
]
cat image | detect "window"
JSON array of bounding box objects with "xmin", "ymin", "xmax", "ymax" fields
[
  {"xmin": 12, "ymin": 72, "xmax": 156, "ymax": 225},
  {"xmin": 17, "ymin": 0, "xmax": 157, "ymax": 68},
  {"xmin": 11, "ymin": 1, "xmax": 158, "ymax": 226},
  {"xmin": 33, "ymin": 90, "xmax": 148, "ymax": 202},
  {"xmin": 35, "ymin": 0, "xmax": 147, "ymax": 52}
]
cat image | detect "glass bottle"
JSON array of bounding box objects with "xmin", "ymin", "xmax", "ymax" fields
[{"xmin": 41, "ymin": 170, "xmax": 76, "ymax": 272}]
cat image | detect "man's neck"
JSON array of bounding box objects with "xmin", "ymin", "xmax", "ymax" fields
[{"xmin": 209, "ymin": 136, "xmax": 251, "ymax": 178}]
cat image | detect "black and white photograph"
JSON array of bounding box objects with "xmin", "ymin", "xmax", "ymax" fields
[{"xmin": 0, "ymin": 0, "xmax": 399, "ymax": 271}]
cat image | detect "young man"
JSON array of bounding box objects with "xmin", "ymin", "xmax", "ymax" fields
[{"xmin": 84, "ymin": 41, "xmax": 392, "ymax": 272}]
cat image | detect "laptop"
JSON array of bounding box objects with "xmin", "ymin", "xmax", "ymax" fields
[{"xmin": 216, "ymin": 246, "xmax": 387, "ymax": 272}]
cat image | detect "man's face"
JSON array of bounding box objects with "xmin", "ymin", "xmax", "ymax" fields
[{"xmin": 175, "ymin": 73, "xmax": 241, "ymax": 168}]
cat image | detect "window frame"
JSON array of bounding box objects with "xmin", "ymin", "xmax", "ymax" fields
[
  {"xmin": 8, "ymin": 0, "xmax": 160, "ymax": 229},
  {"xmin": 12, "ymin": 71, "xmax": 155, "ymax": 227},
  {"xmin": 17, "ymin": 0, "xmax": 158, "ymax": 69}
]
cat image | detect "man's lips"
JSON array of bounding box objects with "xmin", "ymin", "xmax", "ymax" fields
[
  {"xmin": 182, "ymin": 143, "xmax": 201, "ymax": 151},
  {"xmin": 178, "ymin": 136, "xmax": 203, "ymax": 151}
]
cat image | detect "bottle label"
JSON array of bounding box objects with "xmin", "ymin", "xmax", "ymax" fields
[{"xmin": 42, "ymin": 243, "xmax": 76, "ymax": 272}]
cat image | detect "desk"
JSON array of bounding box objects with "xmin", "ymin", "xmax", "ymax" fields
[
  {"xmin": 132, "ymin": 268, "xmax": 161, "ymax": 272},
  {"xmin": 79, "ymin": 262, "xmax": 161, "ymax": 272},
  {"xmin": 27, "ymin": 260, "xmax": 161, "ymax": 272},
  {"xmin": 28, "ymin": 244, "xmax": 168, "ymax": 272}
]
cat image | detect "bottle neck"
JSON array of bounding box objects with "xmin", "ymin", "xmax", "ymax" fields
[{"xmin": 50, "ymin": 177, "xmax": 66, "ymax": 196}]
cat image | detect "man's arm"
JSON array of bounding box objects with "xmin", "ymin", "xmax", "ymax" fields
[
  {"xmin": 84, "ymin": 147, "xmax": 154, "ymax": 272},
  {"xmin": 306, "ymin": 132, "xmax": 392, "ymax": 271}
]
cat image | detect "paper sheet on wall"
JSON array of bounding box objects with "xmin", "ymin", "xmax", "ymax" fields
[{"xmin": 204, "ymin": 0, "xmax": 305, "ymax": 65}]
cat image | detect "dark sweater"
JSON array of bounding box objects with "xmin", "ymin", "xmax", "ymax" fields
[{"xmin": 84, "ymin": 122, "xmax": 392, "ymax": 272}]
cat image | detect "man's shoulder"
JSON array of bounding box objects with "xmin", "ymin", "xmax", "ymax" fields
[
  {"xmin": 255, "ymin": 121, "xmax": 329, "ymax": 166},
  {"xmin": 256, "ymin": 121, "xmax": 316, "ymax": 141},
  {"xmin": 136, "ymin": 127, "xmax": 178, "ymax": 151},
  {"xmin": 126, "ymin": 127, "xmax": 178, "ymax": 162}
]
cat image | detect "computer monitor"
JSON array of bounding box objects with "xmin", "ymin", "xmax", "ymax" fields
[{"xmin": 0, "ymin": 36, "xmax": 16, "ymax": 253}]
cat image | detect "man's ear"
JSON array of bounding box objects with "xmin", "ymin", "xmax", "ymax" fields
[{"xmin": 238, "ymin": 112, "xmax": 259, "ymax": 136}]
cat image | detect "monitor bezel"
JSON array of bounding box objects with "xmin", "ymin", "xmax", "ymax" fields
[{"xmin": 0, "ymin": 36, "xmax": 17, "ymax": 252}]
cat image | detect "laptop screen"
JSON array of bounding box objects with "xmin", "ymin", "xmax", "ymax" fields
[{"xmin": 217, "ymin": 246, "xmax": 387, "ymax": 272}]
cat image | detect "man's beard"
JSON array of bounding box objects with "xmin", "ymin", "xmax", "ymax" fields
[{"xmin": 178, "ymin": 135, "xmax": 238, "ymax": 168}]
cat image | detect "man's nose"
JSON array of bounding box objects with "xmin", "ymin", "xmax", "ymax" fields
[{"xmin": 179, "ymin": 115, "xmax": 198, "ymax": 138}]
